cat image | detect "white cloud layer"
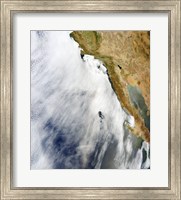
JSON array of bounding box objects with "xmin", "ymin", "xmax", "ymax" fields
[{"xmin": 31, "ymin": 31, "xmax": 150, "ymax": 169}]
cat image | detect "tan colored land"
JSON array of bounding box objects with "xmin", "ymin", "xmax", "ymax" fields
[{"xmin": 70, "ymin": 31, "xmax": 150, "ymax": 142}]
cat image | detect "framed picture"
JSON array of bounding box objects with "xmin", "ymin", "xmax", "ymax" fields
[{"xmin": 0, "ymin": 0, "xmax": 180, "ymax": 199}]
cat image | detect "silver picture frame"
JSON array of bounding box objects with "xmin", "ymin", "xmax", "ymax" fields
[{"xmin": 0, "ymin": 0, "xmax": 180, "ymax": 199}]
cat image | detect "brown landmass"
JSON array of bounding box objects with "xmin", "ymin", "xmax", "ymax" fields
[{"xmin": 70, "ymin": 31, "xmax": 150, "ymax": 142}]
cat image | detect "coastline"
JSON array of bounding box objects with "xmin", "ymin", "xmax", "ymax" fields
[{"xmin": 70, "ymin": 31, "xmax": 150, "ymax": 142}]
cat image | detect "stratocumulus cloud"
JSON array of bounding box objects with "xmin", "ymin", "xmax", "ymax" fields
[{"xmin": 30, "ymin": 31, "xmax": 150, "ymax": 169}]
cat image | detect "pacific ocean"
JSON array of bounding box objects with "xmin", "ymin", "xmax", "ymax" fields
[{"xmin": 30, "ymin": 31, "xmax": 150, "ymax": 169}]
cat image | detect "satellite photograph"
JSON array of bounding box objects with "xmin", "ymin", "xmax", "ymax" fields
[{"xmin": 30, "ymin": 30, "xmax": 150, "ymax": 169}]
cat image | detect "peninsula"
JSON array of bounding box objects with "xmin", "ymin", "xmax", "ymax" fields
[{"xmin": 70, "ymin": 31, "xmax": 150, "ymax": 142}]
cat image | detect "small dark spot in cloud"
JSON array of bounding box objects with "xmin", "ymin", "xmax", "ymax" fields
[
  {"xmin": 80, "ymin": 54, "xmax": 84, "ymax": 59},
  {"xmin": 98, "ymin": 111, "xmax": 104, "ymax": 119}
]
